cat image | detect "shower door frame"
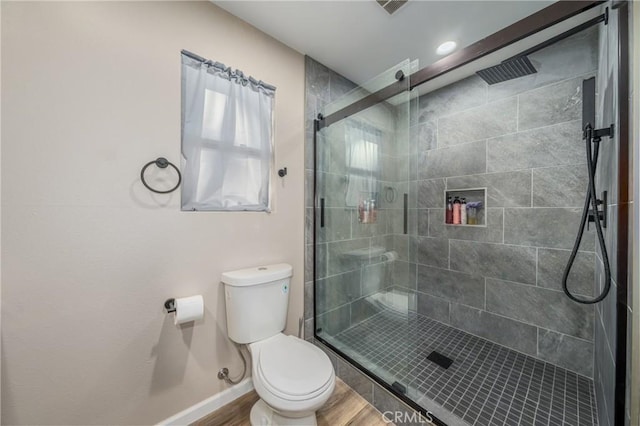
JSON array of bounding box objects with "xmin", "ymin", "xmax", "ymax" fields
[{"xmin": 312, "ymin": 1, "xmax": 631, "ymax": 424}]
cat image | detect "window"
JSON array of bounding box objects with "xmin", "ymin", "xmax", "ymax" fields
[
  {"xmin": 181, "ymin": 51, "xmax": 275, "ymax": 211},
  {"xmin": 345, "ymin": 120, "xmax": 382, "ymax": 207}
]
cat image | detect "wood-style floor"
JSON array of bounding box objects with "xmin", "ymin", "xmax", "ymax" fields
[{"xmin": 193, "ymin": 378, "xmax": 392, "ymax": 426}]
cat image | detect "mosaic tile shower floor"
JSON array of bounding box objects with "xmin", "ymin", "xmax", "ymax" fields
[{"xmin": 329, "ymin": 309, "xmax": 598, "ymax": 426}]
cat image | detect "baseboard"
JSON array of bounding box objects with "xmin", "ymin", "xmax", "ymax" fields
[{"xmin": 157, "ymin": 378, "xmax": 254, "ymax": 425}]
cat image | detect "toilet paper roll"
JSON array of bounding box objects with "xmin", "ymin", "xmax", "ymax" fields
[{"xmin": 173, "ymin": 295, "xmax": 204, "ymax": 325}]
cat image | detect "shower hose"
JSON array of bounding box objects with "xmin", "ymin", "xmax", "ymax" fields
[{"xmin": 562, "ymin": 124, "xmax": 612, "ymax": 304}]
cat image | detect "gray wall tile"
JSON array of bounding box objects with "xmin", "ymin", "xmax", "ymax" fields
[
  {"xmin": 352, "ymin": 208, "xmax": 387, "ymax": 238},
  {"xmin": 316, "ymin": 304, "xmax": 350, "ymax": 335},
  {"xmin": 350, "ymin": 296, "xmax": 384, "ymax": 324},
  {"xmin": 597, "ymin": 271, "xmax": 617, "ymax": 363},
  {"xmin": 428, "ymin": 208, "xmax": 504, "ymax": 243},
  {"xmin": 392, "ymin": 260, "xmax": 417, "ymax": 290},
  {"xmin": 417, "ymin": 265, "xmax": 485, "ymax": 309},
  {"xmin": 538, "ymin": 248, "xmax": 594, "ymax": 296},
  {"xmin": 486, "ymin": 278, "xmax": 593, "ymax": 340},
  {"xmin": 304, "ymin": 317, "xmax": 314, "ymax": 341},
  {"xmin": 417, "ymin": 178, "xmax": 446, "ymax": 208},
  {"xmin": 594, "ymin": 315, "xmax": 616, "ymax": 426},
  {"xmin": 330, "ymin": 73, "xmax": 356, "ymax": 102},
  {"xmin": 317, "ymin": 207, "xmax": 351, "ymax": 242},
  {"xmin": 316, "ymin": 171, "xmax": 348, "ymax": 207},
  {"xmin": 337, "ymin": 358, "xmax": 373, "ymax": 403},
  {"xmin": 305, "ymin": 208, "xmax": 313, "ymax": 246},
  {"xmin": 316, "ymin": 269, "xmax": 362, "ymax": 314},
  {"xmin": 417, "ymin": 209, "xmax": 429, "ymax": 236},
  {"xmin": 418, "ymin": 75, "xmax": 487, "ymax": 122},
  {"xmin": 417, "ymin": 292, "xmax": 450, "ymax": 323},
  {"xmin": 450, "ymin": 240, "xmax": 537, "ymax": 285},
  {"xmin": 305, "ymin": 56, "xmax": 330, "ymax": 102},
  {"xmin": 518, "ymin": 75, "xmax": 587, "ymax": 131},
  {"xmin": 532, "ymin": 164, "xmax": 588, "ymax": 207},
  {"xmin": 416, "ymin": 236, "xmax": 449, "ymax": 269},
  {"xmin": 438, "ymin": 97, "xmax": 517, "ymax": 147},
  {"xmin": 326, "ymin": 238, "xmax": 371, "ymax": 276},
  {"xmin": 419, "ymin": 141, "xmax": 487, "ymax": 179},
  {"xmin": 447, "ymin": 170, "xmax": 532, "ymax": 207},
  {"xmin": 450, "ymin": 303, "xmax": 537, "ymax": 355},
  {"xmin": 305, "ymin": 169, "xmax": 314, "ymax": 208},
  {"xmin": 390, "ymin": 234, "xmax": 410, "ymax": 262},
  {"xmin": 304, "ymin": 281, "xmax": 314, "ymax": 320},
  {"xmin": 411, "ymin": 119, "xmax": 437, "ymax": 152},
  {"xmin": 487, "ymin": 120, "xmax": 583, "ymax": 173},
  {"xmin": 537, "ymin": 329, "xmax": 593, "ymax": 377},
  {"xmin": 362, "ymin": 262, "xmax": 391, "ymax": 296},
  {"xmin": 504, "ymin": 207, "xmax": 595, "ymax": 251}
]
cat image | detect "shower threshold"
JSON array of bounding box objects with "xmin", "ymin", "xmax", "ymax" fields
[{"xmin": 323, "ymin": 309, "xmax": 598, "ymax": 426}]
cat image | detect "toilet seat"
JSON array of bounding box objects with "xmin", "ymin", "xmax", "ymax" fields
[{"xmin": 255, "ymin": 334, "xmax": 334, "ymax": 401}]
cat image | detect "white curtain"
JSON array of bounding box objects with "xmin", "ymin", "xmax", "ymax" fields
[
  {"xmin": 345, "ymin": 120, "xmax": 381, "ymax": 207},
  {"xmin": 181, "ymin": 51, "xmax": 275, "ymax": 211}
]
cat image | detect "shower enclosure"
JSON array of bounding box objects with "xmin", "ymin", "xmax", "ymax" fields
[{"xmin": 309, "ymin": 3, "xmax": 629, "ymax": 426}]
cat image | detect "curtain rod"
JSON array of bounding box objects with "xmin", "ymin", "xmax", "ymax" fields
[{"xmin": 181, "ymin": 49, "xmax": 276, "ymax": 92}]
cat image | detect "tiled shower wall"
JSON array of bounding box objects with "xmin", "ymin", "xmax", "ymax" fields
[{"xmin": 402, "ymin": 27, "xmax": 600, "ymax": 378}]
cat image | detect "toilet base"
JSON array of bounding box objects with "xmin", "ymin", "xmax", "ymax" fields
[{"xmin": 250, "ymin": 399, "xmax": 317, "ymax": 426}]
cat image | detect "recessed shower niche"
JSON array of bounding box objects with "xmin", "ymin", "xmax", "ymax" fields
[{"xmin": 444, "ymin": 188, "xmax": 486, "ymax": 226}]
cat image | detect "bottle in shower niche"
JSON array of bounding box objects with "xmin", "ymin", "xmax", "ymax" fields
[
  {"xmin": 370, "ymin": 199, "xmax": 377, "ymax": 223},
  {"xmin": 461, "ymin": 198, "xmax": 467, "ymax": 225},
  {"xmin": 358, "ymin": 199, "xmax": 366, "ymax": 223},
  {"xmin": 446, "ymin": 196, "xmax": 453, "ymax": 224},
  {"xmin": 453, "ymin": 196, "xmax": 461, "ymax": 224}
]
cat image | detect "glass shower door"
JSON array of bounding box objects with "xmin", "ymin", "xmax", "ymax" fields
[{"xmin": 314, "ymin": 59, "xmax": 419, "ymax": 403}]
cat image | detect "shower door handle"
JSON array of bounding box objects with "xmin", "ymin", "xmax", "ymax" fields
[
  {"xmin": 403, "ymin": 193, "xmax": 408, "ymax": 234},
  {"xmin": 320, "ymin": 198, "xmax": 325, "ymax": 228}
]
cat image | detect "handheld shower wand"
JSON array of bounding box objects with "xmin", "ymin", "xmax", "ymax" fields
[{"xmin": 562, "ymin": 77, "xmax": 613, "ymax": 304}]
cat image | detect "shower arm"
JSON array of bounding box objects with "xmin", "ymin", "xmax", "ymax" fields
[{"xmin": 585, "ymin": 123, "xmax": 615, "ymax": 143}]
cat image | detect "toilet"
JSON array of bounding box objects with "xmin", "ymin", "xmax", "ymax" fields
[{"xmin": 221, "ymin": 263, "xmax": 335, "ymax": 426}]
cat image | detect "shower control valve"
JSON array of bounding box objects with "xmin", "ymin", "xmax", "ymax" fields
[{"xmin": 587, "ymin": 191, "xmax": 607, "ymax": 230}]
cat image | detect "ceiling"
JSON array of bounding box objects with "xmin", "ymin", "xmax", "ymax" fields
[{"xmin": 212, "ymin": 0, "xmax": 555, "ymax": 86}]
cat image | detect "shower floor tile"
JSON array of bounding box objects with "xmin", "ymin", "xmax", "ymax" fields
[{"xmin": 329, "ymin": 309, "xmax": 598, "ymax": 426}]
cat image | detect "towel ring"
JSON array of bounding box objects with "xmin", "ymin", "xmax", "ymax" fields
[{"xmin": 140, "ymin": 157, "xmax": 182, "ymax": 194}]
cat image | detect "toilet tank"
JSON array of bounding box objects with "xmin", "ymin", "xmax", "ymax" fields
[{"xmin": 221, "ymin": 263, "xmax": 293, "ymax": 344}]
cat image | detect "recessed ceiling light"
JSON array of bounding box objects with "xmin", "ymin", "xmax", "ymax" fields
[{"xmin": 436, "ymin": 41, "xmax": 457, "ymax": 56}]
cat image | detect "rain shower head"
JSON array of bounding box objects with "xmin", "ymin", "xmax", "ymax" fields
[{"xmin": 476, "ymin": 56, "xmax": 537, "ymax": 85}]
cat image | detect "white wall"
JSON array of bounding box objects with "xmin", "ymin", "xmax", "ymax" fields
[{"xmin": 0, "ymin": 2, "xmax": 304, "ymax": 424}]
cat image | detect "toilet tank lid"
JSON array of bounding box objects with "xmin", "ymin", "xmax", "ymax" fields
[{"xmin": 221, "ymin": 263, "xmax": 293, "ymax": 287}]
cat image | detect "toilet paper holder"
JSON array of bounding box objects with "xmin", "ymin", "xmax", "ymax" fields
[{"xmin": 164, "ymin": 298, "xmax": 177, "ymax": 314}]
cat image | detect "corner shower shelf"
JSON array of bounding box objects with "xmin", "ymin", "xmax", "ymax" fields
[{"xmin": 444, "ymin": 187, "xmax": 487, "ymax": 227}]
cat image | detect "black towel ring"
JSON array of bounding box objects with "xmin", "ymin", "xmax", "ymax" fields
[{"xmin": 140, "ymin": 157, "xmax": 182, "ymax": 194}]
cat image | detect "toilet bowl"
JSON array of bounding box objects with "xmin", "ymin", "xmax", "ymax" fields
[
  {"xmin": 249, "ymin": 333, "xmax": 335, "ymax": 425},
  {"xmin": 221, "ymin": 264, "xmax": 336, "ymax": 426}
]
